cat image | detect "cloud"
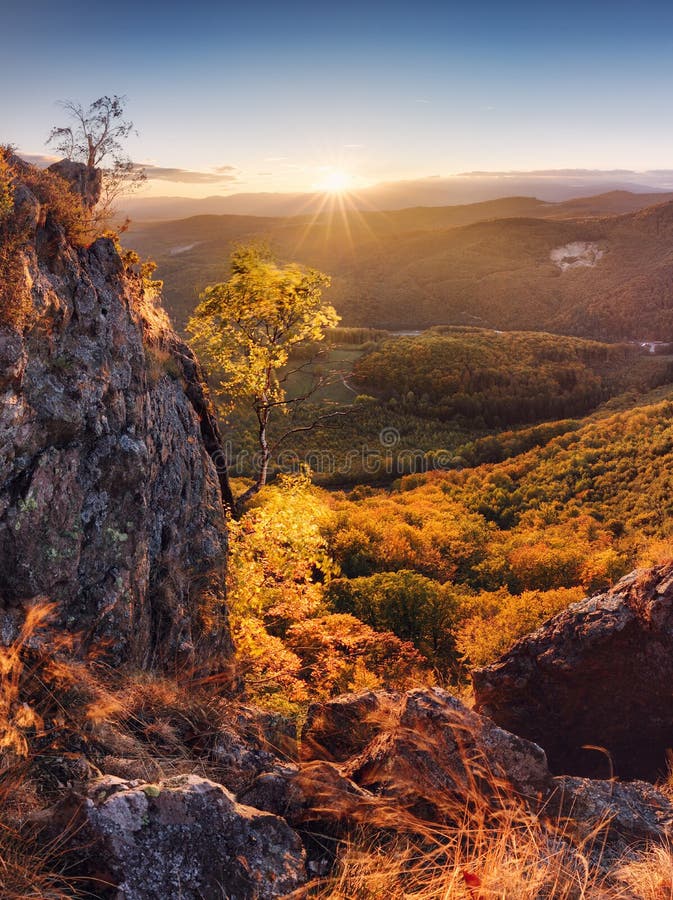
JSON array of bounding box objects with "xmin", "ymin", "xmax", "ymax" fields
[
  {"xmin": 265, "ymin": 156, "xmax": 288, "ymax": 162},
  {"xmin": 456, "ymin": 168, "xmax": 641, "ymax": 177},
  {"xmin": 414, "ymin": 98, "xmax": 431, "ymax": 104},
  {"xmin": 18, "ymin": 152, "xmax": 59, "ymax": 167},
  {"xmin": 18, "ymin": 153, "xmax": 239, "ymax": 185},
  {"xmin": 138, "ymin": 164, "xmax": 239, "ymax": 184}
]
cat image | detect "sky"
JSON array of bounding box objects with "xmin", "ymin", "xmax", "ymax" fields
[{"xmin": 3, "ymin": 0, "xmax": 673, "ymax": 197}]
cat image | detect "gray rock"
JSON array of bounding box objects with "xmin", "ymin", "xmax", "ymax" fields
[
  {"xmin": 48, "ymin": 159, "xmax": 103, "ymax": 209},
  {"xmin": 303, "ymin": 688, "xmax": 550, "ymax": 816},
  {"xmin": 300, "ymin": 687, "xmax": 673, "ymax": 853},
  {"xmin": 45, "ymin": 774, "xmax": 306, "ymax": 899},
  {"xmin": 550, "ymin": 776, "xmax": 673, "ymax": 860}
]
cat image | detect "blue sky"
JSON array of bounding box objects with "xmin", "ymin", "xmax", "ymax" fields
[{"xmin": 3, "ymin": 0, "xmax": 673, "ymax": 195}]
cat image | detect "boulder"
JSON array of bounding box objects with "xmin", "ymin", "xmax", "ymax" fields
[
  {"xmin": 473, "ymin": 563, "xmax": 673, "ymax": 779},
  {"xmin": 303, "ymin": 688, "xmax": 550, "ymax": 817},
  {"xmin": 550, "ymin": 776, "xmax": 673, "ymax": 859},
  {"xmin": 48, "ymin": 159, "xmax": 103, "ymax": 209},
  {"xmin": 241, "ymin": 760, "xmax": 370, "ymax": 875},
  {"xmin": 42, "ymin": 774, "xmax": 306, "ymax": 899},
  {"xmin": 300, "ymin": 688, "xmax": 673, "ymax": 854},
  {"xmin": 300, "ymin": 689, "xmax": 398, "ymax": 762}
]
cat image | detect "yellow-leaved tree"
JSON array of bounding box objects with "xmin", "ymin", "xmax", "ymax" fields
[{"xmin": 188, "ymin": 244, "xmax": 340, "ymax": 510}]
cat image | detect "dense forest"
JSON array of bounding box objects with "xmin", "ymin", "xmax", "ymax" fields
[
  {"xmin": 352, "ymin": 327, "xmax": 672, "ymax": 427},
  {"xmin": 218, "ymin": 327, "xmax": 673, "ymax": 486},
  {"xmin": 227, "ymin": 388, "xmax": 673, "ymax": 712}
]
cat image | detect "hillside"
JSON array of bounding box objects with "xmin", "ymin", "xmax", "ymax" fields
[
  {"xmin": 128, "ymin": 193, "xmax": 673, "ymax": 339},
  {"xmin": 351, "ymin": 328, "xmax": 673, "ymax": 426}
]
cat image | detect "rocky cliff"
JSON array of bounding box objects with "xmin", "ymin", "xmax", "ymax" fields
[{"xmin": 0, "ymin": 158, "xmax": 232, "ymax": 668}]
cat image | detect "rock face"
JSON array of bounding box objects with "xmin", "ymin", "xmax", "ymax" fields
[
  {"xmin": 0, "ymin": 161, "xmax": 232, "ymax": 667},
  {"xmin": 473, "ymin": 564, "xmax": 673, "ymax": 780},
  {"xmin": 46, "ymin": 774, "xmax": 306, "ymax": 899}
]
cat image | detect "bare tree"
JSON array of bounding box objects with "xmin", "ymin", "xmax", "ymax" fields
[{"xmin": 48, "ymin": 95, "xmax": 145, "ymax": 223}]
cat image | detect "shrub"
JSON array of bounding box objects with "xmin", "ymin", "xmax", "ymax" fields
[
  {"xmin": 327, "ymin": 570, "xmax": 465, "ymax": 671},
  {"xmin": 20, "ymin": 165, "xmax": 89, "ymax": 245},
  {"xmin": 0, "ymin": 150, "xmax": 13, "ymax": 221},
  {"xmin": 455, "ymin": 586, "xmax": 583, "ymax": 668}
]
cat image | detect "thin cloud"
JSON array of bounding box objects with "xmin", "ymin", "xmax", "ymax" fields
[
  {"xmin": 457, "ymin": 168, "xmax": 639, "ymax": 177},
  {"xmin": 18, "ymin": 152, "xmax": 59, "ymax": 167},
  {"xmin": 18, "ymin": 153, "xmax": 239, "ymax": 184},
  {"xmin": 139, "ymin": 164, "xmax": 239, "ymax": 184}
]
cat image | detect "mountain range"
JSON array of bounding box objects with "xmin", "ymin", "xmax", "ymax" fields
[
  {"xmin": 127, "ymin": 190, "xmax": 673, "ymax": 341},
  {"xmin": 122, "ymin": 171, "xmax": 673, "ymax": 222}
]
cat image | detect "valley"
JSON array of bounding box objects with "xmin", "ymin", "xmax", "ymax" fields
[{"xmin": 129, "ymin": 190, "xmax": 673, "ymax": 340}]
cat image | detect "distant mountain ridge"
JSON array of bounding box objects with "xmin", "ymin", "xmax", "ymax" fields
[
  {"xmin": 126, "ymin": 192, "xmax": 673, "ymax": 342},
  {"xmin": 122, "ymin": 173, "xmax": 673, "ymax": 221}
]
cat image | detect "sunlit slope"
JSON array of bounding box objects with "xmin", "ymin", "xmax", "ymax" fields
[{"xmin": 400, "ymin": 396, "xmax": 673, "ymax": 543}]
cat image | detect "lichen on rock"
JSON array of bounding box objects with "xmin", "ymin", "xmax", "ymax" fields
[{"xmin": 0, "ymin": 159, "xmax": 232, "ymax": 668}]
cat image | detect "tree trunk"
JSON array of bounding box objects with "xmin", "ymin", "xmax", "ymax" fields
[{"xmin": 233, "ymin": 406, "xmax": 270, "ymax": 514}]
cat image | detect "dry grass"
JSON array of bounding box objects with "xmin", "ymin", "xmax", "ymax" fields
[
  {"xmin": 294, "ymin": 763, "xmax": 616, "ymax": 899},
  {"xmin": 614, "ymin": 846, "xmax": 673, "ymax": 899},
  {"xmin": 0, "ymin": 765, "xmax": 89, "ymax": 899},
  {"xmin": 289, "ymin": 714, "xmax": 673, "ymax": 900},
  {"xmin": 3, "ymin": 599, "xmax": 673, "ymax": 899},
  {"xmin": 299, "ymin": 817, "xmax": 673, "ymax": 899}
]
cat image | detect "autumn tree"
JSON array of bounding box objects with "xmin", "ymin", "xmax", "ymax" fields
[
  {"xmin": 47, "ymin": 95, "xmax": 145, "ymax": 223},
  {"xmin": 188, "ymin": 244, "xmax": 341, "ymax": 508}
]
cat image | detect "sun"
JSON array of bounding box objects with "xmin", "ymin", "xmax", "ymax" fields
[{"xmin": 317, "ymin": 169, "xmax": 353, "ymax": 193}]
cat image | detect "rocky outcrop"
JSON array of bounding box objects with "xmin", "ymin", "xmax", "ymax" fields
[
  {"xmin": 48, "ymin": 159, "xmax": 103, "ymax": 210},
  {"xmin": 473, "ymin": 563, "xmax": 673, "ymax": 780},
  {"xmin": 0, "ymin": 160, "xmax": 232, "ymax": 667},
  {"xmin": 42, "ymin": 689, "xmax": 673, "ymax": 891},
  {"xmin": 42, "ymin": 774, "xmax": 306, "ymax": 899}
]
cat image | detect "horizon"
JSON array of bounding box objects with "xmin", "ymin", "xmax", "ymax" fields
[{"xmin": 4, "ymin": 0, "xmax": 673, "ymax": 200}]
